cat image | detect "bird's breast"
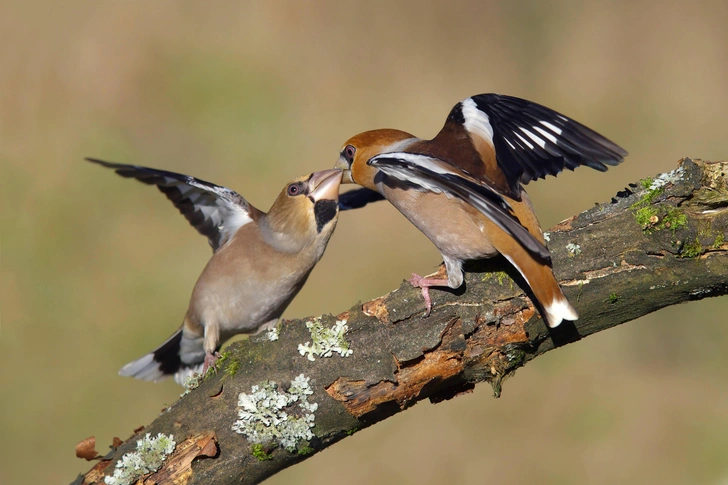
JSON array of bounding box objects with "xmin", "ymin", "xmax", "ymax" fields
[
  {"xmin": 187, "ymin": 233, "xmax": 316, "ymax": 334},
  {"xmin": 380, "ymin": 184, "xmax": 500, "ymax": 261}
]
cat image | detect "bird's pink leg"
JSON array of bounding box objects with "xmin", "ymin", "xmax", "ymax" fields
[
  {"xmin": 408, "ymin": 273, "xmax": 450, "ymax": 317},
  {"xmin": 202, "ymin": 351, "xmax": 221, "ymax": 375}
]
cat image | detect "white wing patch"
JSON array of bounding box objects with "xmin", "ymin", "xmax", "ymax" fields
[
  {"xmin": 183, "ymin": 179, "xmax": 254, "ymax": 249},
  {"xmin": 515, "ymin": 131, "xmax": 535, "ymax": 149},
  {"xmin": 454, "ymin": 94, "xmax": 627, "ymax": 193},
  {"xmin": 87, "ymin": 158, "xmax": 255, "ymax": 252},
  {"xmin": 533, "ymin": 125, "xmax": 559, "ymax": 144},
  {"xmin": 539, "ymin": 120, "xmax": 563, "ymax": 135},
  {"xmin": 519, "ymin": 127, "xmax": 548, "ymax": 149},
  {"xmin": 461, "ymin": 98, "xmax": 494, "ymax": 144},
  {"xmin": 371, "ymin": 152, "xmax": 488, "ymax": 192}
]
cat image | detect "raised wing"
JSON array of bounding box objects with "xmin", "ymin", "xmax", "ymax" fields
[
  {"xmin": 338, "ymin": 187, "xmax": 385, "ymax": 211},
  {"xmin": 368, "ymin": 153, "xmax": 551, "ymax": 262},
  {"xmin": 87, "ymin": 158, "xmax": 257, "ymax": 252},
  {"xmin": 445, "ymin": 93, "xmax": 627, "ymax": 196}
]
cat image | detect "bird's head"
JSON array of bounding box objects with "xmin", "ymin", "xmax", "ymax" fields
[
  {"xmin": 334, "ymin": 129, "xmax": 415, "ymax": 189},
  {"xmin": 263, "ymin": 169, "xmax": 343, "ymax": 253}
]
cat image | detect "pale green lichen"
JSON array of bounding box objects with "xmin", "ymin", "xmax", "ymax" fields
[
  {"xmin": 648, "ymin": 167, "xmax": 685, "ymax": 191},
  {"xmin": 232, "ymin": 374, "xmax": 318, "ymax": 452},
  {"xmin": 180, "ymin": 373, "xmax": 203, "ymax": 397},
  {"xmin": 266, "ymin": 327, "xmax": 280, "ymax": 341},
  {"xmin": 104, "ymin": 433, "xmax": 176, "ymax": 485},
  {"xmin": 566, "ymin": 243, "xmax": 582, "ymax": 256},
  {"xmin": 298, "ymin": 318, "xmax": 353, "ymax": 361}
]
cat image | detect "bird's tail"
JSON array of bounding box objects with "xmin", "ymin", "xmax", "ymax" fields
[
  {"xmin": 499, "ymin": 245, "xmax": 578, "ymax": 328},
  {"xmin": 492, "ymin": 191, "xmax": 577, "ymax": 328},
  {"xmin": 119, "ymin": 327, "xmax": 205, "ymax": 385},
  {"xmin": 491, "ymin": 207, "xmax": 578, "ymax": 329}
]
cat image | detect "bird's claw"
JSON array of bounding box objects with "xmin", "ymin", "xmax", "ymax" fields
[
  {"xmin": 408, "ymin": 273, "xmax": 423, "ymax": 287},
  {"xmin": 408, "ymin": 273, "xmax": 433, "ymax": 317},
  {"xmin": 202, "ymin": 351, "xmax": 221, "ymax": 375}
]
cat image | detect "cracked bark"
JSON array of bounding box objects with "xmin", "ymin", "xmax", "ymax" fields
[{"xmin": 73, "ymin": 158, "xmax": 728, "ymax": 485}]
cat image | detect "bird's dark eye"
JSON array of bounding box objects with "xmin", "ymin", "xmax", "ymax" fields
[
  {"xmin": 344, "ymin": 145, "xmax": 356, "ymax": 162},
  {"xmin": 287, "ymin": 183, "xmax": 302, "ymax": 196}
]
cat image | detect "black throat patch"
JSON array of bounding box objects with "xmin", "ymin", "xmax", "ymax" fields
[{"xmin": 314, "ymin": 199, "xmax": 338, "ymax": 233}]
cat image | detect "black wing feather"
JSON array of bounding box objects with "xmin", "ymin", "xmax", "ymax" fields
[
  {"xmin": 369, "ymin": 154, "xmax": 551, "ymax": 263},
  {"xmin": 338, "ymin": 188, "xmax": 385, "ymax": 211},
  {"xmin": 469, "ymin": 94, "xmax": 627, "ymax": 194},
  {"xmin": 87, "ymin": 158, "xmax": 254, "ymax": 252}
]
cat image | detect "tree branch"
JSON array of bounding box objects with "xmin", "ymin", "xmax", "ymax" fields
[{"xmin": 74, "ymin": 158, "xmax": 728, "ymax": 485}]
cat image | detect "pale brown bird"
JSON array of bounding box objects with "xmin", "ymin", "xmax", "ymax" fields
[
  {"xmin": 88, "ymin": 158, "xmax": 343, "ymax": 383},
  {"xmin": 334, "ymin": 94, "xmax": 627, "ymax": 327}
]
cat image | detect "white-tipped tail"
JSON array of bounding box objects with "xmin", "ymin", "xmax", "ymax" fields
[
  {"xmin": 173, "ymin": 364, "xmax": 205, "ymax": 386},
  {"xmin": 119, "ymin": 353, "xmax": 166, "ymax": 381},
  {"xmin": 118, "ymin": 328, "xmax": 206, "ymax": 385},
  {"xmin": 543, "ymin": 298, "xmax": 579, "ymax": 328}
]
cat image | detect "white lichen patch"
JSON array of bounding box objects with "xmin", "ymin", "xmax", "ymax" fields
[
  {"xmin": 298, "ymin": 318, "xmax": 353, "ymax": 361},
  {"xmin": 565, "ymin": 242, "xmax": 582, "ymax": 256},
  {"xmin": 266, "ymin": 326, "xmax": 280, "ymax": 341},
  {"xmin": 180, "ymin": 373, "xmax": 203, "ymax": 397},
  {"xmin": 232, "ymin": 374, "xmax": 318, "ymax": 452},
  {"xmin": 649, "ymin": 167, "xmax": 685, "ymax": 191},
  {"xmin": 104, "ymin": 433, "xmax": 176, "ymax": 485},
  {"xmin": 543, "ymin": 232, "xmax": 551, "ymax": 242}
]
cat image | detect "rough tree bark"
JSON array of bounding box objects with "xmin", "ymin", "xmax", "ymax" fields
[{"xmin": 74, "ymin": 158, "xmax": 728, "ymax": 485}]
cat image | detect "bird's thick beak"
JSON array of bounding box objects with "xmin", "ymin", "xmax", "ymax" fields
[
  {"xmin": 309, "ymin": 169, "xmax": 343, "ymax": 201},
  {"xmin": 334, "ymin": 158, "xmax": 355, "ymax": 184}
]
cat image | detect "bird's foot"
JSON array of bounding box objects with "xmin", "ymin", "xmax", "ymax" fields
[
  {"xmin": 202, "ymin": 351, "xmax": 221, "ymax": 375},
  {"xmin": 408, "ymin": 273, "xmax": 448, "ymax": 317}
]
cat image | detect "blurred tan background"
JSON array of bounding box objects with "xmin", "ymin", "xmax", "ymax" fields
[{"xmin": 2, "ymin": 1, "xmax": 728, "ymax": 483}]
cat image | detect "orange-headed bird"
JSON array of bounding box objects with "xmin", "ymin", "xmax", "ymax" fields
[{"xmin": 335, "ymin": 94, "xmax": 626, "ymax": 327}]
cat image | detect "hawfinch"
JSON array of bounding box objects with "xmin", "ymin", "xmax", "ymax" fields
[
  {"xmin": 334, "ymin": 93, "xmax": 627, "ymax": 327},
  {"xmin": 88, "ymin": 158, "xmax": 343, "ymax": 384}
]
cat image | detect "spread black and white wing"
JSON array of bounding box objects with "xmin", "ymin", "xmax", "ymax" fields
[
  {"xmin": 338, "ymin": 187, "xmax": 385, "ymax": 211},
  {"xmin": 87, "ymin": 158, "xmax": 256, "ymax": 252},
  {"xmin": 368, "ymin": 153, "xmax": 551, "ymax": 262},
  {"xmin": 451, "ymin": 93, "xmax": 627, "ymax": 195}
]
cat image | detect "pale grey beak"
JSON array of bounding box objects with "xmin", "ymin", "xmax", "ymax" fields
[
  {"xmin": 309, "ymin": 169, "xmax": 343, "ymax": 201},
  {"xmin": 334, "ymin": 157, "xmax": 355, "ymax": 184}
]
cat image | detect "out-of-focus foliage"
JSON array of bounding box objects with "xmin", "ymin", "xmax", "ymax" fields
[{"xmin": 2, "ymin": 1, "xmax": 727, "ymax": 484}]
